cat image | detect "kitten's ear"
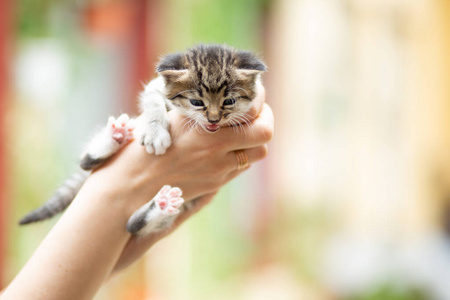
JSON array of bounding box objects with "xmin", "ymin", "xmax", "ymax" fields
[
  {"xmin": 159, "ymin": 70, "xmax": 189, "ymax": 83},
  {"xmin": 235, "ymin": 50, "xmax": 266, "ymax": 82},
  {"xmin": 157, "ymin": 53, "xmax": 185, "ymax": 72},
  {"xmin": 235, "ymin": 50, "xmax": 267, "ymax": 72},
  {"xmin": 236, "ymin": 69, "xmax": 262, "ymax": 83},
  {"xmin": 157, "ymin": 53, "xmax": 189, "ymax": 84}
]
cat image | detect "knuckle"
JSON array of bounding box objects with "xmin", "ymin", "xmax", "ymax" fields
[
  {"xmin": 205, "ymin": 162, "xmax": 227, "ymax": 178},
  {"xmin": 259, "ymin": 125, "xmax": 274, "ymax": 143},
  {"xmin": 258, "ymin": 145, "xmax": 269, "ymax": 159},
  {"xmin": 209, "ymin": 165, "xmax": 223, "ymax": 176},
  {"xmin": 202, "ymin": 178, "xmax": 222, "ymax": 193},
  {"xmin": 217, "ymin": 160, "xmax": 232, "ymax": 175},
  {"xmin": 210, "ymin": 182, "xmax": 223, "ymax": 192},
  {"xmin": 203, "ymin": 139, "xmax": 230, "ymax": 154}
]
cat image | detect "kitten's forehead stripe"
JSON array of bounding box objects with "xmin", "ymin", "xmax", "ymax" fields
[{"xmin": 201, "ymin": 82, "xmax": 210, "ymax": 93}]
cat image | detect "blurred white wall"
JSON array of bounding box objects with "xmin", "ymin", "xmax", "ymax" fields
[{"xmin": 267, "ymin": 0, "xmax": 450, "ymax": 298}]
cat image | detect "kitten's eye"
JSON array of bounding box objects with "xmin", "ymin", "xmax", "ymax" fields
[
  {"xmin": 223, "ymin": 98, "xmax": 236, "ymax": 106},
  {"xmin": 190, "ymin": 99, "xmax": 204, "ymax": 107}
]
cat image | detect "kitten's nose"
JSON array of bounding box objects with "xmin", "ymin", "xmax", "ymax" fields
[{"xmin": 208, "ymin": 119, "xmax": 220, "ymax": 124}]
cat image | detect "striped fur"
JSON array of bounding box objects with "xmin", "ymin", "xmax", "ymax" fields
[{"xmin": 19, "ymin": 169, "xmax": 89, "ymax": 224}]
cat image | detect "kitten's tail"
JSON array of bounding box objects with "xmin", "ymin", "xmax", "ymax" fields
[{"xmin": 18, "ymin": 169, "xmax": 90, "ymax": 225}]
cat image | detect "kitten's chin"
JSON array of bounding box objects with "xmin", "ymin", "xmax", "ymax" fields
[{"xmin": 204, "ymin": 124, "xmax": 220, "ymax": 133}]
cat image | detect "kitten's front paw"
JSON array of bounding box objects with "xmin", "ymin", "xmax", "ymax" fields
[
  {"xmin": 80, "ymin": 114, "xmax": 135, "ymax": 170},
  {"xmin": 108, "ymin": 114, "xmax": 135, "ymax": 145},
  {"xmin": 155, "ymin": 185, "xmax": 184, "ymax": 216},
  {"xmin": 140, "ymin": 125, "xmax": 171, "ymax": 155}
]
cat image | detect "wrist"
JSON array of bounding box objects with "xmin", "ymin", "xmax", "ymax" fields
[{"xmin": 84, "ymin": 142, "xmax": 167, "ymax": 219}]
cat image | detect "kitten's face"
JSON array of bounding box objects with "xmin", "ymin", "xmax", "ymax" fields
[{"xmin": 157, "ymin": 45, "xmax": 266, "ymax": 132}]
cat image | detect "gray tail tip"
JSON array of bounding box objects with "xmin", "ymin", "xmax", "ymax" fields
[{"xmin": 18, "ymin": 214, "xmax": 40, "ymax": 225}]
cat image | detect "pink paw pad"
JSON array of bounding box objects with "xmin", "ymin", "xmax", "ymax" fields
[
  {"xmin": 155, "ymin": 185, "xmax": 184, "ymax": 215},
  {"xmin": 108, "ymin": 114, "xmax": 135, "ymax": 144}
]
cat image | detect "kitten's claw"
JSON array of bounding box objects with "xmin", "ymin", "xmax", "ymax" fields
[
  {"xmin": 140, "ymin": 125, "xmax": 171, "ymax": 155},
  {"xmin": 155, "ymin": 185, "xmax": 184, "ymax": 216},
  {"xmin": 108, "ymin": 114, "xmax": 135, "ymax": 145}
]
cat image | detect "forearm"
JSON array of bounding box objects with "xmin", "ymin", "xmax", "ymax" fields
[{"xmin": 1, "ymin": 159, "xmax": 155, "ymax": 300}]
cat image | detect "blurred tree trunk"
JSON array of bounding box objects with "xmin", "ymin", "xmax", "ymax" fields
[{"xmin": 0, "ymin": 0, "xmax": 12, "ymax": 289}]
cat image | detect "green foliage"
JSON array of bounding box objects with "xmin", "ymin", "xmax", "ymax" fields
[
  {"xmin": 16, "ymin": 0, "xmax": 79, "ymax": 38},
  {"xmin": 17, "ymin": 0, "xmax": 54, "ymax": 37},
  {"xmin": 346, "ymin": 283, "xmax": 429, "ymax": 300},
  {"xmin": 165, "ymin": 0, "xmax": 266, "ymax": 51}
]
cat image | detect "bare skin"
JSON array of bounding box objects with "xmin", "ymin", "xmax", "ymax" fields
[{"xmin": 0, "ymin": 86, "xmax": 273, "ymax": 300}]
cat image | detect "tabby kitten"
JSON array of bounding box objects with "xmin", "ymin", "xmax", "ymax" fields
[{"xmin": 19, "ymin": 44, "xmax": 266, "ymax": 235}]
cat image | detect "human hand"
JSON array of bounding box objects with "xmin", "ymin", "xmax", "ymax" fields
[
  {"xmin": 110, "ymin": 91, "xmax": 273, "ymax": 272},
  {"xmin": 94, "ymin": 83, "xmax": 270, "ymax": 207}
]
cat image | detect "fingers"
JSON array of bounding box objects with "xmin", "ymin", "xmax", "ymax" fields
[
  {"xmin": 216, "ymin": 145, "xmax": 267, "ymax": 184},
  {"xmin": 226, "ymin": 145, "xmax": 268, "ymax": 171},
  {"xmin": 172, "ymin": 192, "xmax": 217, "ymax": 227},
  {"xmin": 220, "ymin": 103, "xmax": 274, "ymax": 150}
]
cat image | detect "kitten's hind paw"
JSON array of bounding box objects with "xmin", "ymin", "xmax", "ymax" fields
[
  {"xmin": 108, "ymin": 114, "xmax": 135, "ymax": 145},
  {"xmin": 140, "ymin": 125, "xmax": 171, "ymax": 155},
  {"xmin": 155, "ymin": 185, "xmax": 184, "ymax": 215},
  {"xmin": 126, "ymin": 185, "xmax": 184, "ymax": 235}
]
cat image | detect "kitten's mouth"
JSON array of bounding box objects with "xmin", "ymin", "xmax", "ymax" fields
[{"xmin": 205, "ymin": 124, "xmax": 220, "ymax": 132}]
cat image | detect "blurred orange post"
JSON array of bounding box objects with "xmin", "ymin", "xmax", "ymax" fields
[
  {"xmin": 83, "ymin": 0, "xmax": 159, "ymax": 113},
  {"xmin": 128, "ymin": 0, "xmax": 162, "ymax": 111},
  {"xmin": 0, "ymin": 0, "xmax": 12, "ymax": 289}
]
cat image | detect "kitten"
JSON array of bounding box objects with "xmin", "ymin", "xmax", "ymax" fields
[{"xmin": 19, "ymin": 44, "xmax": 266, "ymax": 235}]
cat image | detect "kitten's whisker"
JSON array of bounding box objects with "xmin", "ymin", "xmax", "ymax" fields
[
  {"xmin": 177, "ymin": 117, "xmax": 195, "ymax": 135},
  {"xmin": 232, "ymin": 114, "xmax": 255, "ymax": 137},
  {"xmin": 231, "ymin": 124, "xmax": 239, "ymax": 135},
  {"xmin": 229, "ymin": 87, "xmax": 250, "ymax": 98},
  {"xmin": 187, "ymin": 118, "xmax": 198, "ymax": 132},
  {"xmin": 233, "ymin": 114, "xmax": 250, "ymax": 126},
  {"xmin": 233, "ymin": 122, "xmax": 245, "ymax": 136},
  {"xmin": 227, "ymin": 91, "xmax": 241, "ymax": 100},
  {"xmin": 228, "ymin": 77, "xmax": 238, "ymax": 90},
  {"xmin": 176, "ymin": 118, "xmax": 187, "ymax": 136},
  {"xmin": 237, "ymin": 112, "xmax": 253, "ymax": 124},
  {"xmin": 227, "ymin": 116, "xmax": 247, "ymax": 136},
  {"xmin": 196, "ymin": 124, "xmax": 203, "ymax": 134},
  {"xmin": 172, "ymin": 89, "xmax": 198, "ymax": 99},
  {"xmin": 191, "ymin": 117, "xmax": 203, "ymax": 134}
]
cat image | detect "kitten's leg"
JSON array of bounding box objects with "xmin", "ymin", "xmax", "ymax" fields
[
  {"xmin": 126, "ymin": 185, "xmax": 184, "ymax": 235},
  {"xmin": 137, "ymin": 76, "xmax": 172, "ymax": 155},
  {"xmin": 80, "ymin": 114, "xmax": 135, "ymax": 170}
]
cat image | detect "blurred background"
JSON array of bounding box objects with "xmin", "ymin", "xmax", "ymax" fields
[{"xmin": 1, "ymin": 0, "xmax": 450, "ymax": 299}]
